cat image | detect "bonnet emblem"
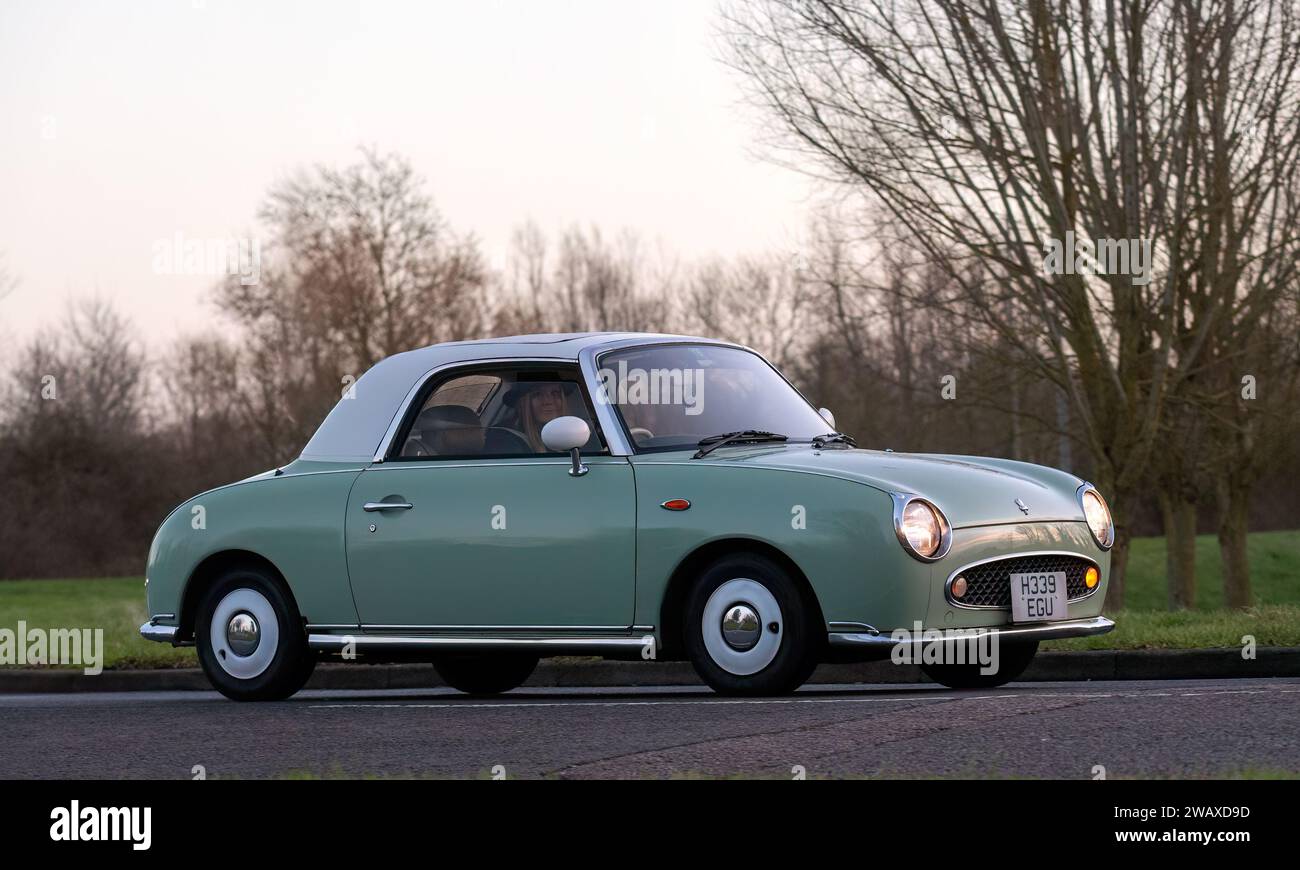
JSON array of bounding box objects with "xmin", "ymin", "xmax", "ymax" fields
[{"xmin": 1015, "ymin": 498, "xmax": 1030, "ymax": 515}]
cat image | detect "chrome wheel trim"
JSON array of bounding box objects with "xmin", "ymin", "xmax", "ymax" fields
[
  {"xmin": 209, "ymin": 588, "xmax": 279, "ymax": 680},
  {"xmin": 702, "ymin": 579, "xmax": 781, "ymax": 676},
  {"xmin": 226, "ymin": 611, "xmax": 260, "ymax": 656},
  {"xmin": 721, "ymin": 603, "xmax": 761, "ymax": 651}
]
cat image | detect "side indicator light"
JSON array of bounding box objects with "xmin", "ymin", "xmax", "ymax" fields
[
  {"xmin": 661, "ymin": 498, "xmax": 691, "ymax": 511},
  {"xmin": 1084, "ymin": 566, "xmax": 1100, "ymax": 589}
]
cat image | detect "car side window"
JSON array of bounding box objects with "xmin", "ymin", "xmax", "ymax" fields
[{"xmin": 396, "ymin": 366, "xmax": 607, "ymax": 460}]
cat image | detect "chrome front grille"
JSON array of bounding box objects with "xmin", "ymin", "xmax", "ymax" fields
[{"xmin": 948, "ymin": 553, "xmax": 1097, "ymax": 609}]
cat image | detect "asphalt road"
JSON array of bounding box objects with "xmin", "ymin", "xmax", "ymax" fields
[{"xmin": 3, "ymin": 678, "xmax": 1298, "ymax": 779}]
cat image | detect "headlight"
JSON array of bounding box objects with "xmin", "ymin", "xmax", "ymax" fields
[
  {"xmin": 1077, "ymin": 483, "xmax": 1115, "ymax": 549},
  {"xmin": 892, "ymin": 494, "xmax": 951, "ymax": 561}
]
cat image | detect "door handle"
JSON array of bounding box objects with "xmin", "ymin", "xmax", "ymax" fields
[{"xmin": 363, "ymin": 501, "xmax": 414, "ymax": 512}]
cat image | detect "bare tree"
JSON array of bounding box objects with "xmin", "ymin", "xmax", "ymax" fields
[
  {"xmin": 494, "ymin": 224, "xmax": 671, "ymax": 334},
  {"xmin": 212, "ymin": 148, "xmax": 489, "ymax": 462},
  {"xmin": 725, "ymin": 0, "xmax": 1300, "ymax": 607},
  {"xmin": 686, "ymin": 254, "xmax": 810, "ymax": 370}
]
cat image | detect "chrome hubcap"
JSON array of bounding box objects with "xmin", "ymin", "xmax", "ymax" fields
[
  {"xmin": 226, "ymin": 611, "xmax": 260, "ymax": 656},
  {"xmin": 209, "ymin": 588, "xmax": 279, "ymax": 679},
  {"xmin": 721, "ymin": 603, "xmax": 761, "ymax": 651},
  {"xmin": 702, "ymin": 578, "xmax": 783, "ymax": 676}
]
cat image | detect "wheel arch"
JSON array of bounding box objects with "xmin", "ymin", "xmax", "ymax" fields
[
  {"xmin": 657, "ymin": 537, "xmax": 827, "ymax": 661},
  {"xmin": 178, "ymin": 550, "xmax": 299, "ymax": 642}
]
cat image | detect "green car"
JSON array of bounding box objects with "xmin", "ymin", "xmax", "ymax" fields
[{"xmin": 141, "ymin": 333, "xmax": 1114, "ymax": 700}]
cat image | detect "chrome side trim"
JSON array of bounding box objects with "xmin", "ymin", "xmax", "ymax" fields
[
  {"xmin": 828, "ymin": 621, "xmax": 879, "ymax": 633},
  {"xmin": 825, "ymin": 632, "xmax": 896, "ymax": 650},
  {"xmin": 827, "ymin": 616, "xmax": 1115, "ymax": 650},
  {"xmin": 360, "ymin": 624, "xmax": 633, "ymax": 633},
  {"xmin": 305, "ymin": 624, "xmax": 360, "ymax": 631},
  {"xmin": 944, "ymin": 549, "xmax": 1102, "ymax": 610},
  {"xmin": 308, "ymin": 634, "xmax": 648, "ymax": 654},
  {"xmin": 139, "ymin": 622, "xmax": 179, "ymax": 644}
]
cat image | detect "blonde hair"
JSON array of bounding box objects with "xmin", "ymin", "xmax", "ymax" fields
[{"xmin": 518, "ymin": 383, "xmax": 573, "ymax": 452}]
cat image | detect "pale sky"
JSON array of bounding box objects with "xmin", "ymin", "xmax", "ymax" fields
[{"xmin": 0, "ymin": 0, "xmax": 815, "ymax": 351}]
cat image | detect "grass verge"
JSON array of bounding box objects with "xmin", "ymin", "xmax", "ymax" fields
[{"xmin": 2, "ymin": 530, "xmax": 1297, "ymax": 668}]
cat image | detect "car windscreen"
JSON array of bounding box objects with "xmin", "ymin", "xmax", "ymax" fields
[{"xmin": 597, "ymin": 344, "xmax": 831, "ymax": 451}]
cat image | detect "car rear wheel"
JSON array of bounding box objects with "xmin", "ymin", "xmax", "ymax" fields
[
  {"xmin": 684, "ymin": 553, "xmax": 818, "ymax": 696},
  {"xmin": 920, "ymin": 640, "xmax": 1039, "ymax": 689},
  {"xmin": 433, "ymin": 654, "xmax": 539, "ymax": 695},
  {"xmin": 195, "ymin": 567, "xmax": 316, "ymax": 702}
]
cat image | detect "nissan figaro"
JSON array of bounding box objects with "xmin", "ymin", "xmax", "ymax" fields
[{"xmin": 141, "ymin": 333, "xmax": 1115, "ymax": 699}]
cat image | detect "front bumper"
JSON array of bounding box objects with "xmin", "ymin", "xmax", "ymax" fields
[
  {"xmin": 828, "ymin": 615, "xmax": 1115, "ymax": 651},
  {"xmin": 140, "ymin": 620, "xmax": 181, "ymax": 645}
]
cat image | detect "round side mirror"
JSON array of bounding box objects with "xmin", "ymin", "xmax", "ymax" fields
[
  {"xmin": 818, "ymin": 407, "xmax": 836, "ymax": 429},
  {"xmin": 541, "ymin": 416, "xmax": 591, "ymax": 453}
]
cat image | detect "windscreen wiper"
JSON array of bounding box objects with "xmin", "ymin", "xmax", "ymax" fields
[
  {"xmin": 811, "ymin": 432, "xmax": 857, "ymax": 449},
  {"xmin": 692, "ymin": 430, "xmax": 788, "ymax": 460}
]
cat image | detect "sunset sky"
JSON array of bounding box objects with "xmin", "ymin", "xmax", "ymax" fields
[{"xmin": 0, "ymin": 0, "xmax": 817, "ymax": 352}]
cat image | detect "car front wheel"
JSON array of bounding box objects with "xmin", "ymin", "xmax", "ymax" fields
[
  {"xmin": 684, "ymin": 554, "xmax": 818, "ymax": 696},
  {"xmin": 195, "ymin": 567, "xmax": 316, "ymax": 702},
  {"xmin": 920, "ymin": 640, "xmax": 1039, "ymax": 689}
]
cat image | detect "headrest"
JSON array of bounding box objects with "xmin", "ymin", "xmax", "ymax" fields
[{"xmin": 416, "ymin": 404, "xmax": 480, "ymax": 432}]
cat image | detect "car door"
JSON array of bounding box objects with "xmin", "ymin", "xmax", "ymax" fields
[{"xmin": 344, "ymin": 364, "xmax": 637, "ymax": 630}]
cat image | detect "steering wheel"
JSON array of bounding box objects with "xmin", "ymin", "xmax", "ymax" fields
[{"xmin": 629, "ymin": 427, "xmax": 655, "ymax": 441}]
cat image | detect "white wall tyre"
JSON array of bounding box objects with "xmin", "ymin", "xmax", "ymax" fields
[
  {"xmin": 195, "ymin": 566, "xmax": 315, "ymax": 702},
  {"xmin": 684, "ymin": 553, "xmax": 820, "ymax": 696}
]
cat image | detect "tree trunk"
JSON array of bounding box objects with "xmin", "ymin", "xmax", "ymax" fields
[
  {"xmin": 1217, "ymin": 483, "xmax": 1253, "ymax": 609},
  {"xmin": 1104, "ymin": 522, "xmax": 1130, "ymax": 613},
  {"xmin": 1158, "ymin": 491, "xmax": 1198, "ymax": 610}
]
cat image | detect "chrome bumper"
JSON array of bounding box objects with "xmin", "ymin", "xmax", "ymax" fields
[
  {"xmin": 828, "ymin": 615, "xmax": 1115, "ymax": 650},
  {"xmin": 139, "ymin": 621, "xmax": 180, "ymax": 644}
]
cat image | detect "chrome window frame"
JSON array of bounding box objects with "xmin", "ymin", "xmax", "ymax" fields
[
  {"xmin": 581, "ymin": 336, "xmax": 828, "ymax": 455},
  {"xmin": 372, "ymin": 356, "xmax": 619, "ymax": 462}
]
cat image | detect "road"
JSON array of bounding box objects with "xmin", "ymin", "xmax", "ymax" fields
[{"xmin": 3, "ymin": 679, "xmax": 1298, "ymax": 779}]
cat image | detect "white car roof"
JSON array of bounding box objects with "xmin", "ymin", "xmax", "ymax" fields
[{"xmin": 299, "ymin": 331, "xmax": 718, "ymax": 462}]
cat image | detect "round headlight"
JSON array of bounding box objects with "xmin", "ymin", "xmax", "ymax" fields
[
  {"xmin": 893, "ymin": 496, "xmax": 951, "ymax": 561},
  {"xmin": 1078, "ymin": 484, "xmax": 1115, "ymax": 549}
]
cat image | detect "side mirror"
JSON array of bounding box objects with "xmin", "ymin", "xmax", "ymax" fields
[
  {"xmin": 541, "ymin": 416, "xmax": 591, "ymax": 477},
  {"xmin": 818, "ymin": 407, "xmax": 836, "ymax": 429}
]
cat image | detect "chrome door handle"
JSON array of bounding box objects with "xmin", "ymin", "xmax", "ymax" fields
[{"xmin": 363, "ymin": 502, "xmax": 413, "ymax": 512}]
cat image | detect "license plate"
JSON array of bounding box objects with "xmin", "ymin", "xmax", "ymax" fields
[{"xmin": 1009, "ymin": 571, "xmax": 1068, "ymax": 622}]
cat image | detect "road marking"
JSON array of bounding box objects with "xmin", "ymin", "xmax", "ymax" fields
[{"xmin": 309, "ymin": 684, "xmax": 1296, "ymax": 711}]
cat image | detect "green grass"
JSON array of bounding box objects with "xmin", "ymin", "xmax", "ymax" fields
[
  {"xmin": 0, "ymin": 577, "xmax": 196, "ymax": 669},
  {"xmin": 2, "ymin": 530, "xmax": 1297, "ymax": 669},
  {"xmin": 1119, "ymin": 529, "xmax": 1300, "ymax": 611},
  {"xmin": 1042, "ymin": 604, "xmax": 1300, "ymax": 650},
  {"xmin": 1040, "ymin": 528, "xmax": 1300, "ymax": 650}
]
